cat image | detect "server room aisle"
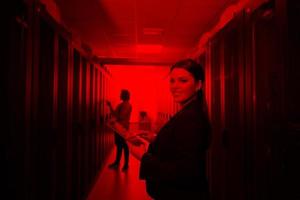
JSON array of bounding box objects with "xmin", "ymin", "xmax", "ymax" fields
[{"xmin": 87, "ymin": 149, "xmax": 152, "ymax": 200}]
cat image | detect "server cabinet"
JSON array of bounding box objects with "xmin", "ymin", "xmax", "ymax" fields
[
  {"xmin": 31, "ymin": 16, "xmax": 56, "ymax": 200},
  {"xmin": 95, "ymin": 68, "xmax": 101, "ymax": 171},
  {"xmin": 250, "ymin": 6, "xmax": 276, "ymax": 200},
  {"xmin": 4, "ymin": 1, "xmax": 31, "ymax": 199},
  {"xmin": 71, "ymin": 49, "xmax": 82, "ymax": 200},
  {"xmin": 98, "ymin": 70, "xmax": 104, "ymax": 167},
  {"xmin": 279, "ymin": 0, "xmax": 300, "ymax": 199},
  {"xmin": 222, "ymin": 13, "xmax": 246, "ymax": 200},
  {"xmin": 208, "ymin": 34, "xmax": 227, "ymax": 200},
  {"xmin": 87, "ymin": 63, "xmax": 92, "ymax": 187},
  {"xmin": 80, "ymin": 57, "xmax": 88, "ymax": 198},
  {"xmin": 206, "ymin": 1, "xmax": 300, "ymax": 200},
  {"xmin": 209, "ymin": 16, "xmax": 247, "ymax": 198},
  {"xmin": 91, "ymin": 65, "xmax": 97, "ymax": 179},
  {"xmin": 54, "ymin": 35, "xmax": 71, "ymax": 200},
  {"xmin": 4, "ymin": 2, "xmax": 115, "ymax": 200}
]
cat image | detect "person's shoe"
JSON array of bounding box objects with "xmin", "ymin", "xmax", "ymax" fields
[
  {"xmin": 108, "ymin": 162, "xmax": 119, "ymax": 169},
  {"xmin": 122, "ymin": 164, "xmax": 129, "ymax": 171}
]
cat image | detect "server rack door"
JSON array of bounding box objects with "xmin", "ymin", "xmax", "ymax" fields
[
  {"xmin": 280, "ymin": 0, "xmax": 300, "ymax": 199},
  {"xmin": 222, "ymin": 14, "xmax": 246, "ymax": 200},
  {"xmin": 209, "ymin": 36, "xmax": 226, "ymax": 200},
  {"xmin": 95, "ymin": 68, "xmax": 100, "ymax": 171},
  {"xmin": 4, "ymin": 3, "xmax": 30, "ymax": 199},
  {"xmin": 251, "ymin": 6, "xmax": 277, "ymax": 200},
  {"xmin": 88, "ymin": 63, "xmax": 95, "ymax": 184},
  {"xmin": 80, "ymin": 57, "xmax": 88, "ymax": 198},
  {"xmin": 99, "ymin": 71, "xmax": 105, "ymax": 167},
  {"xmin": 71, "ymin": 49, "xmax": 81, "ymax": 200},
  {"xmin": 32, "ymin": 17, "xmax": 55, "ymax": 200},
  {"xmin": 54, "ymin": 35, "xmax": 70, "ymax": 200}
]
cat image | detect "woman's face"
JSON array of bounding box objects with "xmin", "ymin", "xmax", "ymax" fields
[{"xmin": 169, "ymin": 68, "xmax": 201, "ymax": 104}]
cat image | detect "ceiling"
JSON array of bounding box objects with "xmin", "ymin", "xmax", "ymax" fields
[{"xmin": 54, "ymin": 0, "xmax": 239, "ymax": 64}]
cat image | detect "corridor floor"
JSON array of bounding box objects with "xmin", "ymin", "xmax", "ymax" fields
[{"xmin": 87, "ymin": 149, "xmax": 152, "ymax": 200}]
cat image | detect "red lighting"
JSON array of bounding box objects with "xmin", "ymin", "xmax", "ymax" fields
[
  {"xmin": 136, "ymin": 44, "xmax": 163, "ymax": 54},
  {"xmin": 108, "ymin": 65, "xmax": 171, "ymax": 123}
]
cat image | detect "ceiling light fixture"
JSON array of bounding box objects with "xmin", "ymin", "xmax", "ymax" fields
[{"xmin": 136, "ymin": 44, "xmax": 163, "ymax": 54}]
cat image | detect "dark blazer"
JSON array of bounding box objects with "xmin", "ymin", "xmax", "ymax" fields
[{"xmin": 139, "ymin": 97, "xmax": 211, "ymax": 200}]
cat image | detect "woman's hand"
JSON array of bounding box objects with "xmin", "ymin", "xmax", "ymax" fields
[
  {"xmin": 127, "ymin": 136, "xmax": 148, "ymax": 161},
  {"xmin": 138, "ymin": 131, "xmax": 157, "ymax": 142},
  {"xmin": 127, "ymin": 135, "xmax": 146, "ymax": 146}
]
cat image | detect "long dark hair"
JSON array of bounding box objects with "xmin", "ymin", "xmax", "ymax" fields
[{"xmin": 171, "ymin": 59, "xmax": 211, "ymax": 147}]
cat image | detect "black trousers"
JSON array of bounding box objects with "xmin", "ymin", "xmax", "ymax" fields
[{"xmin": 113, "ymin": 133, "xmax": 129, "ymax": 166}]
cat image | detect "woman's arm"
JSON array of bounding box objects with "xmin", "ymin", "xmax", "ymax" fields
[
  {"xmin": 137, "ymin": 131, "xmax": 157, "ymax": 143},
  {"xmin": 106, "ymin": 120, "xmax": 149, "ymax": 160},
  {"xmin": 140, "ymin": 115, "xmax": 209, "ymax": 181},
  {"xmin": 127, "ymin": 136, "xmax": 149, "ymax": 160}
]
